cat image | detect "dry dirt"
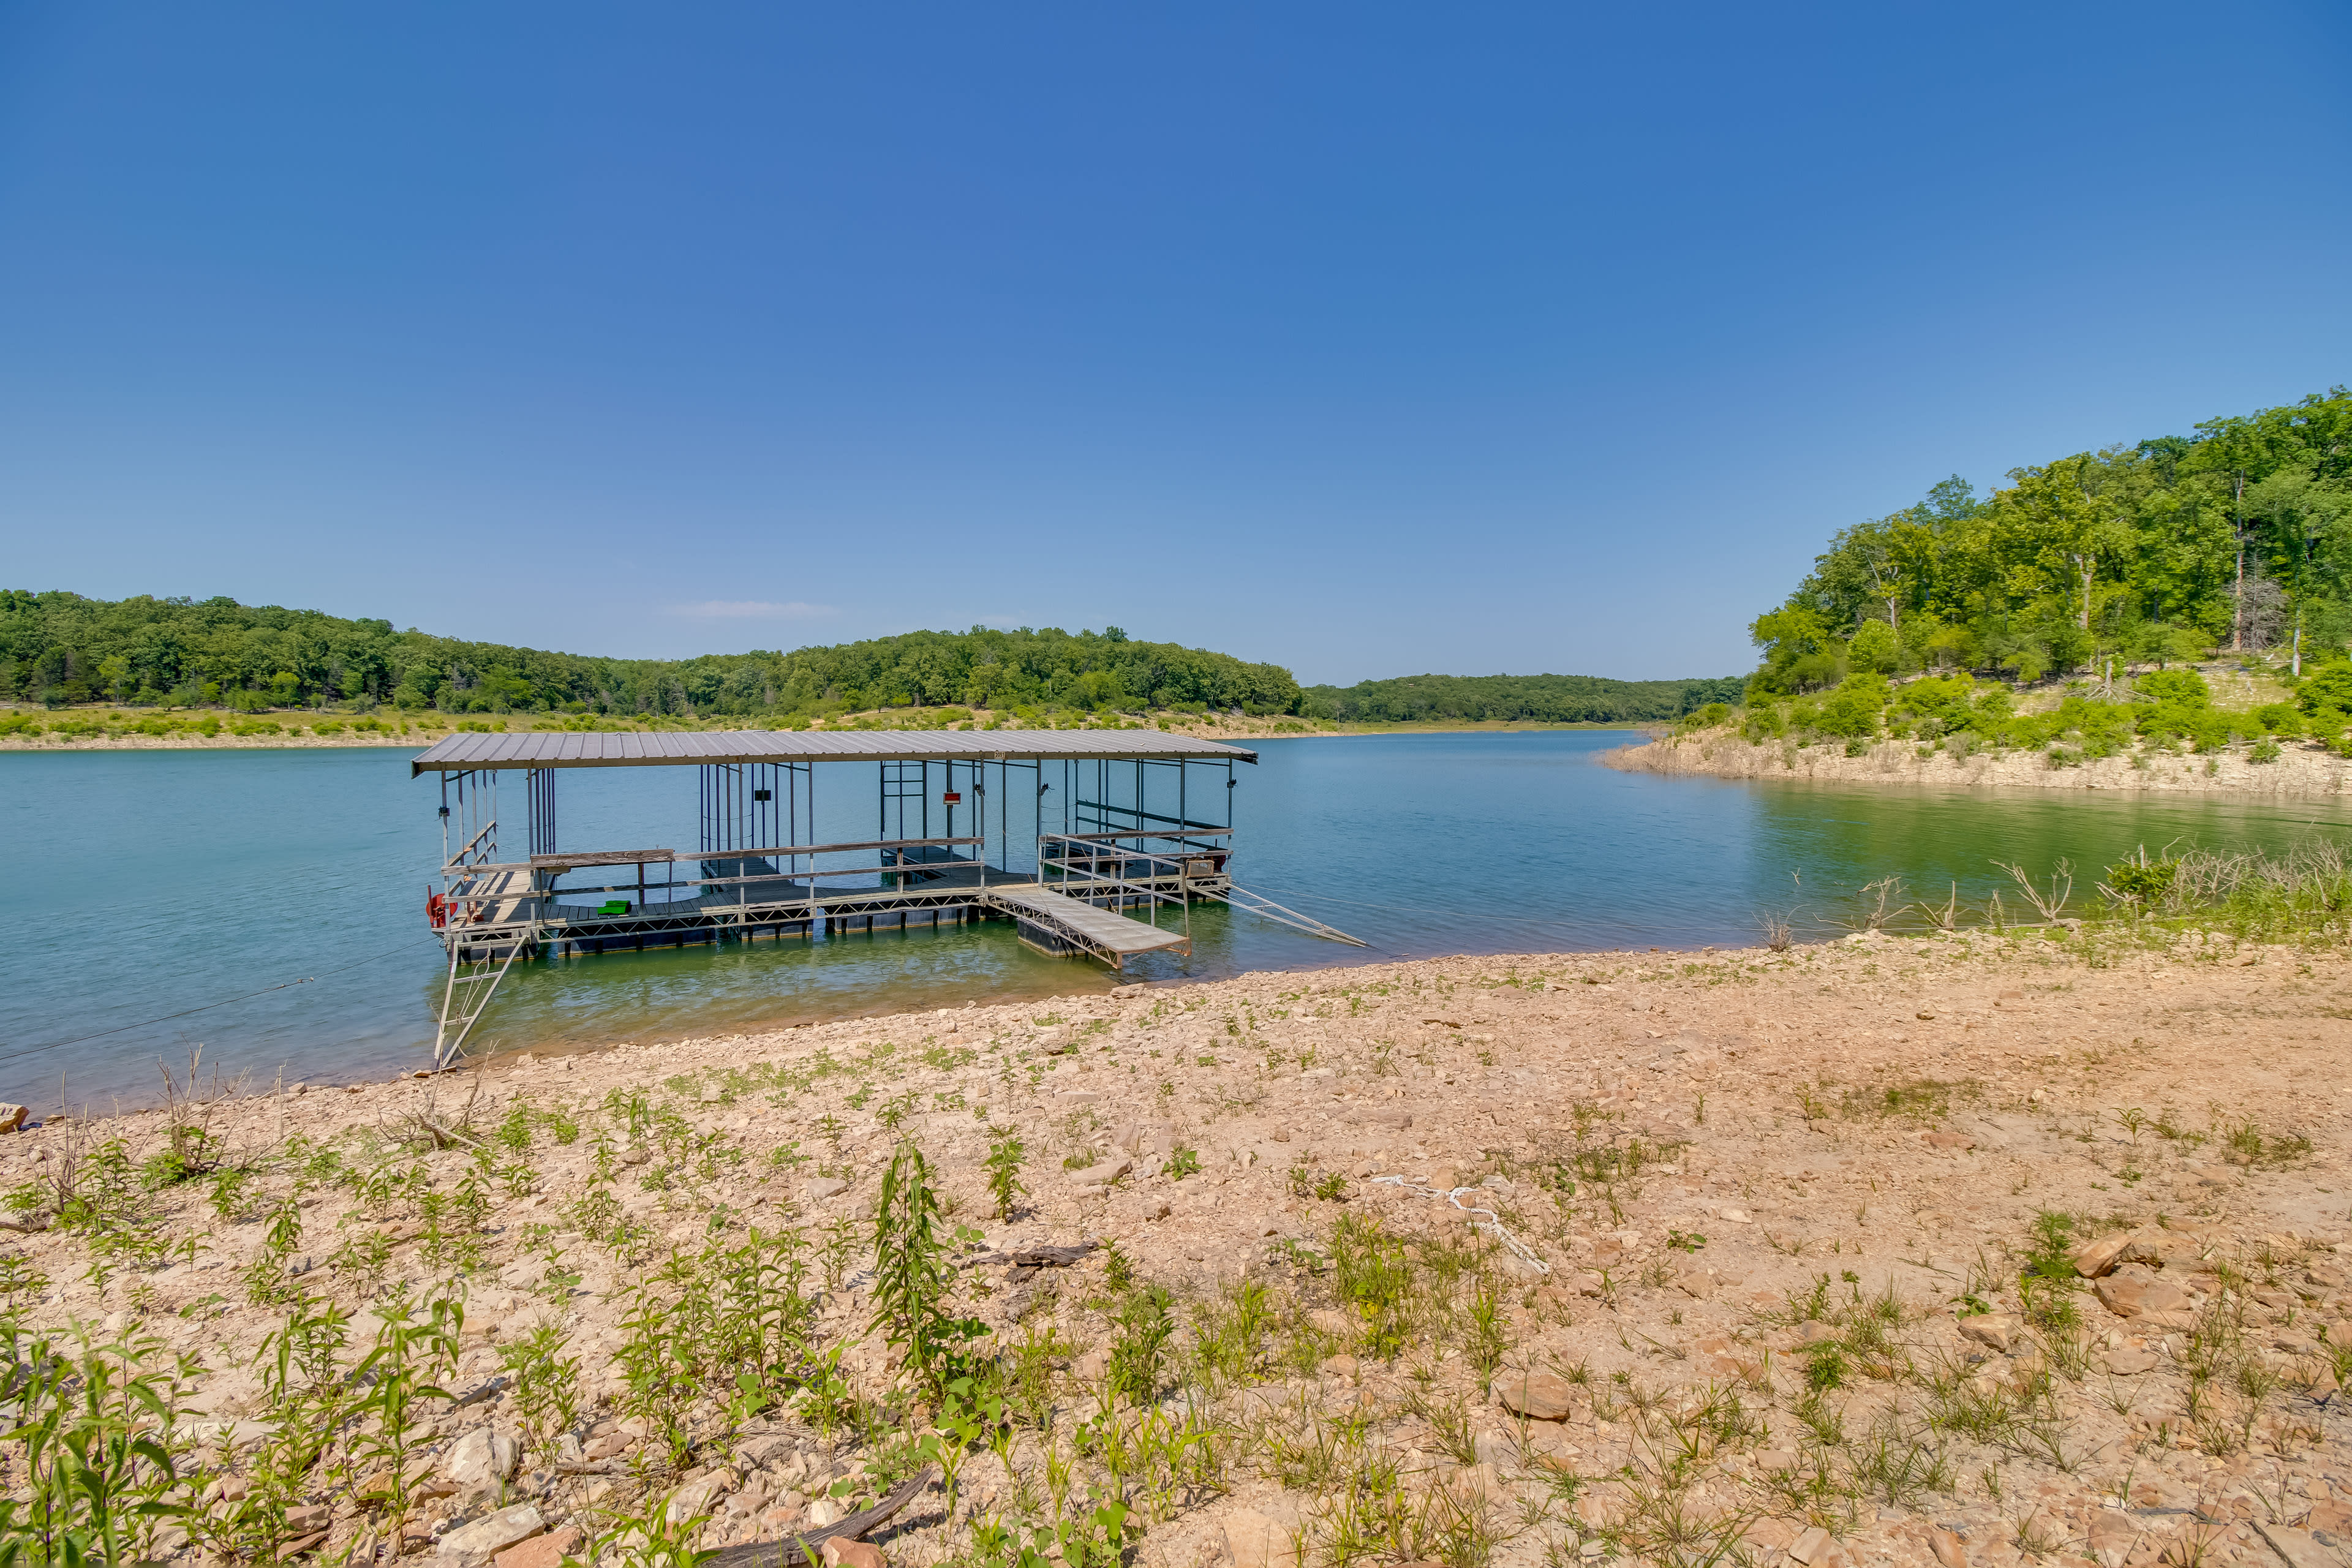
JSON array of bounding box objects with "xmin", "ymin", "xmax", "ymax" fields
[
  {"xmin": 5, "ymin": 933, "xmax": 2350, "ymax": 1568},
  {"xmin": 1608, "ymin": 727, "xmax": 2352, "ymax": 801}
]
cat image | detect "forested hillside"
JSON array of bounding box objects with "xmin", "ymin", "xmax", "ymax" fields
[
  {"xmin": 1749, "ymin": 386, "xmax": 2352, "ymax": 695},
  {"xmin": 0, "ymin": 594, "xmax": 1303, "ymax": 718},
  {"xmin": 1303, "ymin": 671, "xmax": 1742, "ymax": 723}
]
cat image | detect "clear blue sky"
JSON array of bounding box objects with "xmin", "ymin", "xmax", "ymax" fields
[{"xmin": 2, "ymin": 4, "xmax": 2346, "ymax": 686}]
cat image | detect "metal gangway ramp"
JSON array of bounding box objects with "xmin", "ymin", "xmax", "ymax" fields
[{"xmin": 981, "ymin": 883, "xmax": 1194, "ymax": 968}]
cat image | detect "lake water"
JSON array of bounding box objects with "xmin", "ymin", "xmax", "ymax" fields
[{"xmin": 5, "ymin": 731, "xmax": 2345, "ymax": 1109}]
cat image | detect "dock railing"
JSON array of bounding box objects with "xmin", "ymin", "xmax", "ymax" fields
[
  {"xmin": 440, "ymin": 835, "xmax": 989, "ymax": 934},
  {"xmin": 1039, "ymin": 827, "xmax": 1366, "ymax": 948},
  {"xmin": 1036, "ymin": 829, "xmax": 1219, "ymax": 940},
  {"xmin": 442, "ymin": 818, "xmax": 500, "ymax": 874}
]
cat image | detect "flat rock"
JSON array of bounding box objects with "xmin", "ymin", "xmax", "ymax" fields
[
  {"xmin": 1223, "ymin": 1507, "xmax": 1302, "ymax": 1568},
  {"xmin": 2088, "ymin": 1510, "xmax": 2138, "ymax": 1566},
  {"xmin": 801, "ymin": 1177, "xmax": 850, "ymax": 1203},
  {"xmin": 437, "ymin": 1504, "xmax": 544, "ymax": 1564},
  {"xmin": 737, "ymin": 1434, "xmax": 795, "ymax": 1468},
  {"xmin": 495, "ymin": 1527, "xmax": 583, "ymax": 1568},
  {"xmin": 1790, "ymin": 1525, "xmax": 1833, "ymax": 1564},
  {"xmin": 1068, "ymin": 1156, "xmax": 1131, "ymax": 1188},
  {"xmin": 2103, "ymin": 1345, "xmax": 2162, "ymax": 1374},
  {"xmin": 668, "ymin": 1472, "xmax": 730, "ymax": 1524},
  {"xmin": 1496, "ymin": 1370, "xmax": 1578, "ymax": 1421},
  {"xmin": 1957, "ymin": 1313, "xmax": 2020, "ymax": 1352},
  {"xmin": 1520, "ymin": 1425, "xmax": 1580, "ymax": 1469},
  {"xmin": 2123, "ymin": 1231, "xmax": 2211, "ymax": 1268},
  {"xmin": 0, "ymin": 1103, "xmax": 26, "ymax": 1133},
  {"xmin": 2094, "ymin": 1267, "xmax": 2190, "ymax": 1321},
  {"xmin": 2071, "ymin": 1228, "xmax": 2143, "ymax": 1278},
  {"xmin": 445, "ymin": 1427, "xmax": 520, "ymax": 1487},
  {"xmin": 822, "ymin": 1543, "xmax": 887, "ymax": 1568},
  {"xmin": 1107, "ymin": 1121, "xmax": 1178, "ymax": 1156},
  {"xmin": 2253, "ymin": 1524, "xmax": 2336, "ymax": 1568}
]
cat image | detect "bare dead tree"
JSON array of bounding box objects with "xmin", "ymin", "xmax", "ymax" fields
[
  {"xmin": 1992, "ymin": 859, "xmax": 2073, "ymax": 922},
  {"xmin": 1913, "ymin": 881, "xmax": 1961, "ymax": 931},
  {"xmin": 382, "ymin": 1069, "xmax": 489, "ymax": 1152}
]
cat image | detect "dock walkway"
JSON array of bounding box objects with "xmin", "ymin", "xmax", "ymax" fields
[{"xmin": 982, "ymin": 883, "xmax": 1191, "ymax": 963}]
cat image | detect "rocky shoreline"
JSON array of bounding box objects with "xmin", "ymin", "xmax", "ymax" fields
[
  {"xmin": 2, "ymin": 935, "xmax": 2347, "ymax": 1567},
  {"xmin": 1607, "ymin": 725, "xmax": 2352, "ymax": 800}
]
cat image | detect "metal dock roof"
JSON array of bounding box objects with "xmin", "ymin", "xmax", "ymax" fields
[{"xmin": 412, "ymin": 727, "xmax": 1259, "ymax": 775}]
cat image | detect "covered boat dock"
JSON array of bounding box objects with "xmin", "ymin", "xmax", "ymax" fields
[{"xmin": 412, "ymin": 728, "xmax": 1360, "ymax": 1065}]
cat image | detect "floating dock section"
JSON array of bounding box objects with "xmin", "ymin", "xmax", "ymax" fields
[{"xmin": 410, "ymin": 727, "xmax": 1359, "ymax": 1065}]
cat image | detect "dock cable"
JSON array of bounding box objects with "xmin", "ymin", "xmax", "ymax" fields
[
  {"xmin": 0, "ymin": 937, "xmax": 446, "ymax": 1069},
  {"xmin": 1241, "ymin": 883, "xmax": 1613, "ymax": 939},
  {"xmin": 1366, "ymin": 1173, "xmax": 1550, "ymax": 1275}
]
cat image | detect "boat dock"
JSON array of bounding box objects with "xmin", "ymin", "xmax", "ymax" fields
[{"xmin": 412, "ymin": 728, "xmax": 1360, "ymax": 1065}]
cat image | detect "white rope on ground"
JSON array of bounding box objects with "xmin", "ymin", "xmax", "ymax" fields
[{"xmin": 1367, "ymin": 1174, "xmax": 1550, "ymax": 1275}]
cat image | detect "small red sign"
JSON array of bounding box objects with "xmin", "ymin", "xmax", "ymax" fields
[{"xmin": 942, "ymin": 792, "xmax": 962, "ymax": 804}]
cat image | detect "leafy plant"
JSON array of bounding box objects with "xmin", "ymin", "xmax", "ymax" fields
[
  {"xmin": 1102, "ymin": 1239, "xmax": 1136, "ymax": 1293},
  {"xmin": 1466, "ymin": 1275, "xmax": 1507, "ymax": 1392},
  {"xmin": 1108, "ymin": 1283, "xmax": 1176, "ymax": 1404},
  {"xmin": 346, "ymin": 1291, "xmax": 463, "ymax": 1536},
  {"xmin": 986, "ymin": 1131, "xmax": 1028, "ymax": 1221},
  {"xmin": 617, "ymin": 1284, "xmax": 698, "ymax": 1468},
  {"xmin": 243, "ymin": 1196, "xmax": 304, "ymax": 1306},
  {"xmin": 0, "ymin": 1321, "xmax": 188, "ymax": 1566},
  {"xmin": 499, "ymin": 1321, "xmax": 584, "ymax": 1469},
  {"xmin": 2018, "ymin": 1211, "xmax": 2081, "ymax": 1332},
  {"xmin": 573, "ymin": 1490, "xmax": 722, "ymax": 1568},
  {"xmin": 870, "ymin": 1142, "xmax": 986, "ymax": 1399},
  {"xmin": 1329, "ymin": 1212, "xmax": 1416, "ymax": 1359}
]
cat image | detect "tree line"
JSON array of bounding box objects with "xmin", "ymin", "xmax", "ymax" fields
[
  {"xmin": 1302, "ymin": 671, "xmax": 1744, "ymax": 724},
  {"xmin": 1748, "ymin": 387, "xmax": 2352, "ymax": 695},
  {"xmin": 0, "ymin": 593, "xmax": 1305, "ymax": 718}
]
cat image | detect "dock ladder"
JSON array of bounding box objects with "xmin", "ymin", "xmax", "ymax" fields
[{"xmin": 432, "ymin": 935, "xmax": 524, "ymax": 1070}]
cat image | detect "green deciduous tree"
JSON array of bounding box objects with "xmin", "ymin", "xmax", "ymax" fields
[{"xmin": 1748, "ymin": 386, "xmax": 2352, "ymax": 692}]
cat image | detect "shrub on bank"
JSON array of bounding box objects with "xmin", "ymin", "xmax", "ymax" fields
[{"xmin": 1730, "ymin": 665, "xmax": 2328, "ymax": 761}]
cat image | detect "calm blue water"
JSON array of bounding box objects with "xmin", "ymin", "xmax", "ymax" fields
[{"xmin": 4, "ymin": 732, "xmax": 2345, "ymax": 1108}]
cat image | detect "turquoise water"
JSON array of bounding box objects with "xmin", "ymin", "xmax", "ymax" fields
[{"xmin": 4, "ymin": 733, "xmax": 2345, "ymax": 1108}]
